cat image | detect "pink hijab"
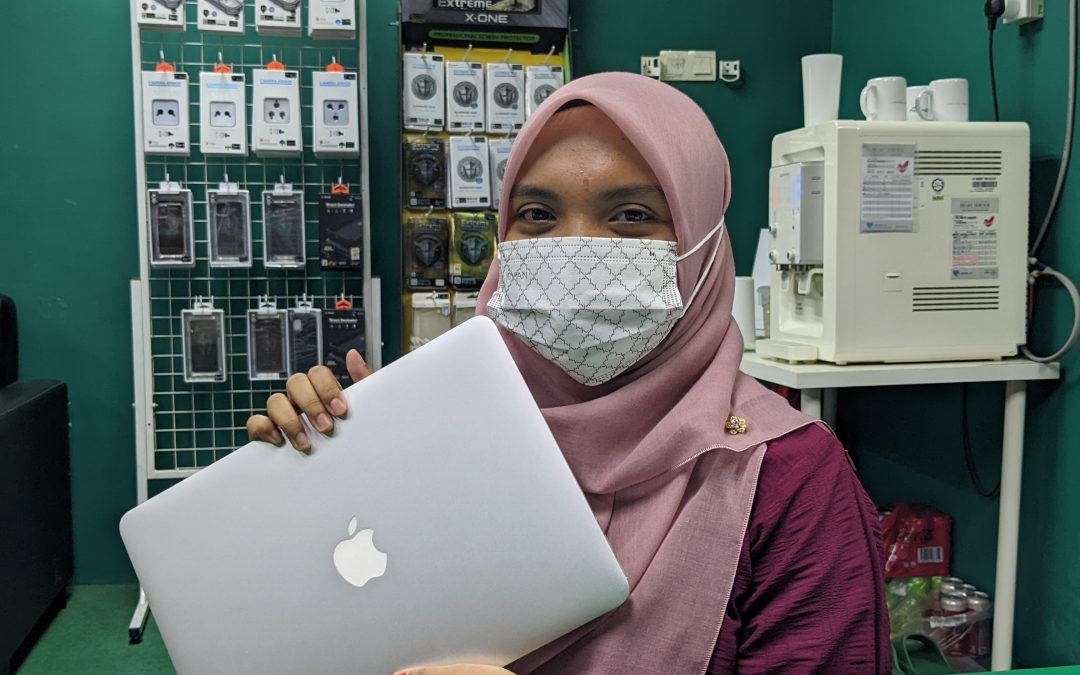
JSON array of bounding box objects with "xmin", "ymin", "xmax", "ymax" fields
[{"xmin": 476, "ymin": 72, "xmax": 817, "ymax": 673}]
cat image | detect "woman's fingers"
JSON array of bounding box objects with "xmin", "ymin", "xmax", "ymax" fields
[
  {"xmin": 266, "ymin": 392, "xmax": 310, "ymax": 453},
  {"xmin": 245, "ymin": 414, "xmax": 284, "ymax": 446},
  {"xmin": 308, "ymin": 365, "xmax": 348, "ymax": 417},
  {"xmin": 286, "ymin": 373, "xmax": 335, "ymax": 436},
  {"xmin": 346, "ymin": 349, "xmax": 374, "ymax": 383}
]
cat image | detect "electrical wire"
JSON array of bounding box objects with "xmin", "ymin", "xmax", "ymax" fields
[
  {"xmin": 1029, "ymin": 0, "xmax": 1077, "ymax": 256},
  {"xmin": 961, "ymin": 383, "xmax": 1000, "ymax": 499},
  {"xmin": 1021, "ymin": 263, "xmax": 1080, "ymax": 362},
  {"xmin": 989, "ymin": 28, "xmax": 1001, "ymax": 121}
]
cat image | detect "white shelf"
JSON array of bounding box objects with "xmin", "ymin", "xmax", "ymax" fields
[{"xmin": 739, "ymin": 351, "xmax": 1060, "ymax": 389}]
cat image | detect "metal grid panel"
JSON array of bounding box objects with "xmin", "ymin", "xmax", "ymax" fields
[{"xmin": 135, "ymin": 4, "xmax": 368, "ymax": 476}]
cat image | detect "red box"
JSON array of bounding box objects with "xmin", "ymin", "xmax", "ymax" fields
[{"xmin": 879, "ymin": 504, "xmax": 951, "ymax": 578}]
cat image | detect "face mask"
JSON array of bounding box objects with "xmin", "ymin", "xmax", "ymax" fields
[{"xmin": 486, "ymin": 219, "xmax": 724, "ymax": 386}]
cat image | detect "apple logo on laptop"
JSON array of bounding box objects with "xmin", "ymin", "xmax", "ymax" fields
[{"xmin": 333, "ymin": 516, "xmax": 387, "ymax": 587}]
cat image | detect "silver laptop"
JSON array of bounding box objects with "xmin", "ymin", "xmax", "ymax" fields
[{"xmin": 120, "ymin": 316, "xmax": 628, "ymax": 675}]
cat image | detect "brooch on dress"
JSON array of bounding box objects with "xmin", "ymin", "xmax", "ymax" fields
[{"xmin": 725, "ymin": 415, "xmax": 748, "ymax": 435}]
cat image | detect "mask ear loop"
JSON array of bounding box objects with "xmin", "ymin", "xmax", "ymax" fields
[{"xmin": 676, "ymin": 217, "xmax": 726, "ymax": 313}]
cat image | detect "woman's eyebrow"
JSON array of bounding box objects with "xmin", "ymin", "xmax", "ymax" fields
[
  {"xmin": 597, "ymin": 185, "xmax": 664, "ymax": 202},
  {"xmin": 510, "ymin": 185, "xmax": 561, "ymax": 202}
]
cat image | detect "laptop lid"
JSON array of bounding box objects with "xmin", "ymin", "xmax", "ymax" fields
[{"xmin": 120, "ymin": 316, "xmax": 628, "ymax": 675}]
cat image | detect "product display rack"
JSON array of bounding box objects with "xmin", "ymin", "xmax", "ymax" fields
[{"xmin": 127, "ymin": 0, "xmax": 379, "ymax": 641}]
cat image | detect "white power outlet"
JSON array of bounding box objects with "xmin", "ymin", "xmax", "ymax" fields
[
  {"xmin": 152, "ymin": 99, "xmax": 181, "ymax": 126},
  {"xmin": 1003, "ymin": 0, "xmax": 1044, "ymax": 24},
  {"xmin": 719, "ymin": 60, "xmax": 741, "ymax": 83}
]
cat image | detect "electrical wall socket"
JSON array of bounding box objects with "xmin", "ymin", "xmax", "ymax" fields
[
  {"xmin": 659, "ymin": 50, "xmax": 717, "ymax": 82},
  {"xmin": 308, "ymin": 0, "xmax": 356, "ymax": 39},
  {"xmin": 1003, "ymin": 0, "xmax": 1044, "ymax": 24},
  {"xmin": 199, "ymin": 71, "xmax": 247, "ymax": 155},
  {"xmin": 312, "ymin": 70, "xmax": 360, "ymax": 158},
  {"xmin": 142, "ymin": 70, "xmax": 190, "ymax": 156},
  {"xmin": 720, "ymin": 60, "xmax": 741, "ymax": 83},
  {"xmin": 135, "ymin": 0, "xmax": 186, "ymax": 32},
  {"xmin": 255, "ymin": 0, "xmax": 301, "ymax": 36},
  {"xmin": 252, "ymin": 68, "xmax": 302, "ymax": 157},
  {"xmin": 197, "ymin": 0, "xmax": 245, "ymax": 34}
]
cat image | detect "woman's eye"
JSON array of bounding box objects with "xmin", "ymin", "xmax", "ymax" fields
[
  {"xmin": 613, "ymin": 209, "xmax": 653, "ymax": 223},
  {"xmin": 519, "ymin": 207, "xmax": 554, "ymax": 222}
]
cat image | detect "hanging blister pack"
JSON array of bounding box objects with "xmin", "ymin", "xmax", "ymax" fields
[
  {"xmin": 142, "ymin": 67, "xmax": 190, "ymax": 156},
  {"xmin": 262, "ymin": 181, "xmax": 306, "ymax": 268},
  {"xmin": 313, "ymin": 68, "xmax": 360, "ymax": 158},
  {"xmin": 448, "ymin": 135, "xmax": 491, "ymax": 209},
  {"xmin": 525, "ymin": 64, "xmax": 563, "ymax": 118},
  {"xmin": 488, "ymin": 138, "xmax": 514, "ymax": 210},
  {"xmin": 134, "ymin": 0, "xmax": 185, "ymax": 31},
  {"xmin": 404, "ymin": 214, "xmax": 449, "ymax": 290},
  {"xmin": 255, "ymin": 0, "xmax": 301, "ymax": 36},
  {"xmin": 181, "ymin": 298, "xmax": 227, "ymax": 383},
  {"xmin": 485, "ymin": 62, "xmax": 524, "ymax": 134},
  {"xmin": 199, "ymin": 68, "xmax": 247, "ymax": 155},
  {"xmin": 247, "ymin": 298, "xmax": 289, "ymax": 380},
  {"xmin": 207, "ymin": 182, "xmax": 252, "ymax": 268},
  {"xmin": 450, "ymin": 211, "xmax": 496, "ymax": 291},
  {"xmin": 288, "ymin": 296, "xmax": 323, "ymax": 375},
  {"xmin": 403, "ymin": 52, "xmax": 445, "ymax": 131},
  {"xmin": 197, "ymin": 0, "xmax": 245, "ymax": 34},
  {"xmin": 323, "ymin": 296, "xmax": 365, "ymax": 388},
  {"xmin": 403, "ymin": 135, "xmax": 447, "ymax": 210},
  {"xmin": 319, "ymin": 186, "xmax": 363, "ymax": 270},
  {"xmin": 446, "ymin": 61, "xmax": 485, "ymax": 132},
  {"xmin": 308, "ymin": 0, "xmax": 356, "ymax": 39},
  {"xmin": 252, "ymin": 62, "xmax": 302, "ymax": 157},
  {"xmin": 148, "ymin": 180, "xmax": 195, "ymax": 268}
]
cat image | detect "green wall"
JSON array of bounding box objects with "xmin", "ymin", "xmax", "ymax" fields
[{"xmin": 833, "ymin": 1, "xmax": 1080, "ymax": 667}]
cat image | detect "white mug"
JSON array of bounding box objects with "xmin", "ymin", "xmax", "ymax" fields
[
  {"xmin": 733, "ymin": 277, "xmax": 756, "ymax": 350},
  {"xmin": 860, "ymin": 76, "xmax": 908, "ymax": 121},
  {"xmin": 802, "ymin": 54, "xmax": 843, "ymax": 127},
  {"xmin": 916, "ymin": 78, "xmax": 970, "ymax": 121},
  {"xmin": 907, "ymin": 85, "xmax": 930, "ymax": 121}
]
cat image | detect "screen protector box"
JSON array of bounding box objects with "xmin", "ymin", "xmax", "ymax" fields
[
  {"xmin": 400, "ymin": 0, "xmax": 569, "ymax": 54},
  {"xmin": 319, "ymin": 193, "xmax": 363, "ymax": 270},
  {"xmin": 879, "ymin": 503, "xmax": 951, "ymax": 579}
]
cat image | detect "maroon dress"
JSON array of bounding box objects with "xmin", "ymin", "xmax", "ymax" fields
[{"xmin": 707, "ymin": 424, "xmax": 890, "ymax": 674}]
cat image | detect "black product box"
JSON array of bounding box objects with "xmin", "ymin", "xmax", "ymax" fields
[
  {"xmin": 319, "ymin": 193, "xmax": 364, "ymax": 270},
  {"xmin": 404, "ymin": 136, "xmax": 447, "ymax": 210},
  {"xmin": 400, "ymin": 0, "xmax": 569, "ymax": 54},
  {"xmin": 323, "ymin": 308, "xmax": 366, "ymax": 388},
  {"xmin": 404, "ymin": 215, "xmax": 450, "ymax": 290}
]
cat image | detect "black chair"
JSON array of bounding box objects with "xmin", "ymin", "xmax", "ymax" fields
[{"xmin": 0, "ymin": 293, "xmax": 73, "ymax": 675}]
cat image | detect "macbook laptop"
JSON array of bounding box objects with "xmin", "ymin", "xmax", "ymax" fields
[{"xmin": 120, "ymin": 316, "xmax": 628, "ymax": 675}]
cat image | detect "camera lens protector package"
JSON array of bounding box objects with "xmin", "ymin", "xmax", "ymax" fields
[
  {"xmin": 450, "ymin": 211, "xmax": 496, "ymax": 291},
  {"xmin": 248, "ymin": 300, "xmax": 289, "ymax": 380},
  {"xmin": 404, "ymin": 214, "xmax": 449, "ymax": 290},
  {"xmin": 446, "ymin": 61, "xmax": 485, "ymax": 132},
  {"xmin": 207, "ymin": 183, "xmax": 252, "ymax": 268},
  {"xmin": 485, "ymin": 62, "xmax": 524, "ymax": 134},
  {"xmin": 313, "ymin": 70, "xmax": 360, "ymax": 158},
  {"xmin": 525, "ymin": 64, "xmax": 563, "ymax": 118},
  {"xmin": 308, "ymin": 0, "xmax": 356, "ymax": 39},
  {"xmin": 262, "ymin": 182, "xmax": 306, "ymax": 268},
  {"xmin": 148, "ymin": 181, "xmax": 195, "ymax": 268},
  {"xmin": 252, "ymin": 65, "xmax": 302, "ymax": 157},
  {"xmin": 403, "ymin": 135, "xmax": 447, "ymax": 210},
  {"xmin": 142, "ymin": 69, "xmax": 190, "ymax": 156},
  {"xmin": 488, "ymin": 138, "xmax": 513, "ymax": 210},
  {"xmin": 288, "ymin": 298, "xmax": 323, "ymax": 375},
  {"xmin": 323, "ymin": 301, "xmax": 365, "ymax": 387},
  {"xmin": 135, "ymin": 0, "xmax": 185, "ymax": 31},
  {"xmin": 197, "ymin": 0, "xmax": 245, "ymax": 34},
  {"xmin": 408, "ymin": 291, "xmax": 452, "ymax": 352},
  {"xmin": 199, "ymin": 70, "xmax": 247, "ymax": 155},
  {"xmin": 448, "ymin": 135, "xmax": 491, "ymax": 210},
  {"xmin": 403, "ymin": 52, "xmax": 445, "ymax": 131},
  {"xmin": 319, "ymin": 190, "xmax": 363, "ymax": 270},
  {"xmin": 451, "ymin": 291, "xmax": 479, "ymax": 329},
  {"xmin": 181, "ymin": 299, "xmax": 227, "ymax": 383},
  {"xmin": 256, "ymin": 0, "xmax": 301, "ymax": 36}
]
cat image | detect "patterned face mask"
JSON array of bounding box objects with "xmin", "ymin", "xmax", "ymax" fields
[{"xmin": 486, "ymin": 219, "xmax": 724, "ymax": 386}]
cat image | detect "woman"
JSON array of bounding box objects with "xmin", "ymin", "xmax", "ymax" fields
[{"xmin": 247, "ymin": 72, "xmax": 888, "ymax": 674}]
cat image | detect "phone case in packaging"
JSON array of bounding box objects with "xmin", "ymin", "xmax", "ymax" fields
[
  {"xmin": 208, "ymin": 184, "xmax": 252, "ymax": 268},
  {"xmin": 148, "ymin": 183, "xmax": 195, "ymax": 268},
  {"xmin": 525, "ymin": 64, "xmax": 563, "ymax": 118},
  {"xmin": 485, "ymin": 62, "xmax": 525, "ymax": 134},
  {"xmin": 323, "ymin": 307, "xmax": 365, "ymax": 388},
  {"xmin": 247, "ymin": 307, "xmax": 289, "ymax": 380},
  {"xmin": 404, "ymin": 215, "xmax": 449, "ymax": 290},
  {"xmin": 446, "ymin": 61, "xmax": 485, "ymax": 132},
  {"xmin": 448, "ymin": 135, "xmax": 490, "ymax": 210},
  {"xmin": 181, "ymin": 305, "xmax": 227, "ymax": 383},
  {"xmin": 288, "ymin": 305, "xmax": 323, "ymax": 375},
  {"xmin": 319, "ymin": 192, "xmax": 363, "ymax": 270},
  {"xmin": 262, "ymin": 186, "xmax": 306, "ymax": 268},
  {"xmin": 488, "ymin": 138, "xmax": 514, "ymax": 209},
  {"xmin": 403, "ymin": 135, "xmax": 447, "ymax": 210},
  {"xmin": 403, "ymin": 52, "xmax": 445, "ymax": 131},
  {"xmin": 450, "ymin": 211, "xmax": 496, "ymax": 291}
]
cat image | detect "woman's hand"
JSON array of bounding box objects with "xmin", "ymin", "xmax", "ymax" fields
[
  {"xmin": 395, "ymin": 666, "xmax": 513, "ymax": 675},
  {"xmin": 245, "ymin": 349, "xmax": 373, "ymax": 453}
]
